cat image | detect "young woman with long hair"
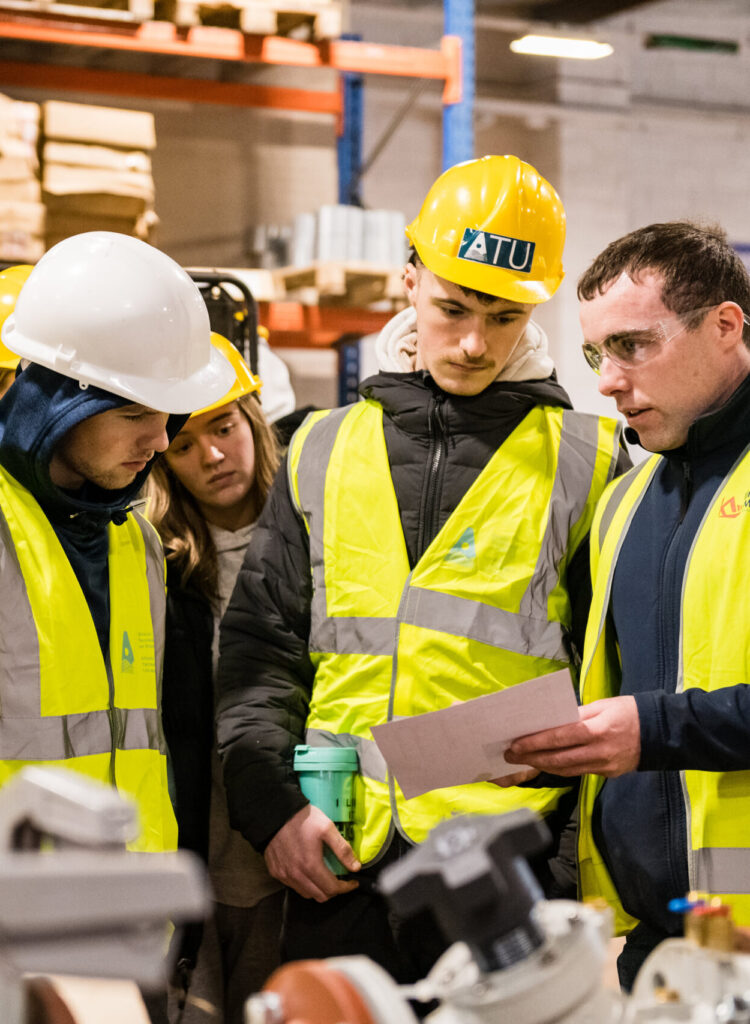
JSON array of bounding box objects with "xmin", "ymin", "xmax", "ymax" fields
[{"xmin": 148, "ymin": 334, "xmax": 282, "ymax": 1024}]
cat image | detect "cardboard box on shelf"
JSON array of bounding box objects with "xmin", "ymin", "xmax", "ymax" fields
[{"xmin": 43, "ymin": 101, "xmax": 156, "ymax": 150}]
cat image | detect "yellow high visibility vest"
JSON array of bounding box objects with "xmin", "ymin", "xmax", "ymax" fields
[
  {"xmin": 289, "ymin": 400, "xmax": 622, "ymax": 864},
  {"xmin": 0, "ymin": 464, "xmax": 177, "ymax": 853},
  {"xmin": 579, "ymin": 450, "xmax": 750, "ymax": 932}
]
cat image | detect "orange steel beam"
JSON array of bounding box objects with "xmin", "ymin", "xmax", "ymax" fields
[
  {"xmin": 258, "ymin": 302, "xmax": 393, "ymax": 347},
  {"xmin": 0, "ymin": 59, "xmax": 342, "ymax": 114},
  {"xmin": 0, "ymin": 17, "xmax": 462, "ymax": 104}
]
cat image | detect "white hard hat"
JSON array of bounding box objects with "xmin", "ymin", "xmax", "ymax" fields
[{"xmin": 1, "ymin": 232, "xmax": 235, "ymax": 414}]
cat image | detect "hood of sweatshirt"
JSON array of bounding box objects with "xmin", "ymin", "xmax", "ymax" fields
[
  {"xmin": 0, "ymin": 362, "xmax": 187, "ymax": 525},
  {"xmin": 374, "ymin": 305, "xmax": 556, "ymax": 383}
]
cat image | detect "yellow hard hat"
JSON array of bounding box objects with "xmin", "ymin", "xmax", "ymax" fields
[
  {"xmin": 405, "ymin": 155, "xmax": 566, "ymax": 304},
  {"xmin": 190, "ymin": 332, "xmax": 262, "ymax": 418},
  {"xmin": 0, "ymin": 264, "xmax": 33, "ymax": 369}
]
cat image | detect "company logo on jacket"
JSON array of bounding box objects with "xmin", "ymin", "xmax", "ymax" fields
[
  {"xmin": 718, "ymin": 492, "xmax": 750, "ymax": 519},
  {"xmin": 445, "ymin": 527, "xmax": 476, "ymax": 570}
]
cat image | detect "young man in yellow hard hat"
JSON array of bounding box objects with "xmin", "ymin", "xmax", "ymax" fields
[{"xmin": 216, "ymin": 156, "xmax": 630, "ymax": 980}]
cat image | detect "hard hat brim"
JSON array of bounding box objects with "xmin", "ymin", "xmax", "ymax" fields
[
  {"xmin": 2, "ymin": 318, "xmax": 237, "ymax": 414},
  {"xmin": 410, "ymin": 236, "xmax": 564, "ymax": 304}
]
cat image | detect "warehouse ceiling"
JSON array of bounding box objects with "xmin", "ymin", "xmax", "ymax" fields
[
  {"xmin": 384, "ymin": 0, "xmax": 657, "ymax": 19},
  {"xmin": 2, "ymin": 0, "xmax": 746, "ymax": 106},
  {"xmin": 463, "ymin": 0, "xmax": 655, "ymax": 20}
]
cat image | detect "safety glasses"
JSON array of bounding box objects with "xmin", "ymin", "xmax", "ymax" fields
[{"xmin": 581, "ymin": 305, "xmax": 725, "ymax": 374}]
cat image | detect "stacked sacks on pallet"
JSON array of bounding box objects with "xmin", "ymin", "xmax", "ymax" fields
[
  {"xmin": 41, "ymin": 100, "xmax": 158, "ymax": 251},
  {"xmin": 0, "ymin": 93, "xmax": 45, "ymax": 264}
]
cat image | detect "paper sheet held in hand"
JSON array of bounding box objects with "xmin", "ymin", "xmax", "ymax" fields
[{"xmin": 370, "ymin": 668, "xmax": 578, "ymax": 799}]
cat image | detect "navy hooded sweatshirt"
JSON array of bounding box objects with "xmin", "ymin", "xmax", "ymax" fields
[{"xmin": 0, "ymin": 363, "xmax": 186, "ymax": 655}]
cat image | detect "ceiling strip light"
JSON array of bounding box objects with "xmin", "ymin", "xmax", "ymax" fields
[{"xmin": 510, "ymin": 35, "xmax": 614, "ymax": 60}]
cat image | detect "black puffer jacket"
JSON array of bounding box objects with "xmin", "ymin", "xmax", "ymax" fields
[
  {"xmin": 162, "ymin": 564, "xmax": 215, "ymax": 865},
  {"xmin": 216, "ymin": 370, "xmax": 623, "ymax": 852}
]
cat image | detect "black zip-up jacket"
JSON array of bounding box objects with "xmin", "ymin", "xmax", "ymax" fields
[
  {"xmin": 217, "ymin": 370, "xmax": 626, "ymax": 853},
  {"xmin": 593, "ymin": 371, "xmax": 750, "ymax": 938}
]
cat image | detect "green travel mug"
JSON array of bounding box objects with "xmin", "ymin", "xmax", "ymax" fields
[{"xmin": 294, "ymin": 744, "xmax": 358, "ymax": 875}]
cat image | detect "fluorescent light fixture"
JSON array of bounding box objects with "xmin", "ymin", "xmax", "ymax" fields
[{"xmin": 510, "ymin": 34, "xmax": 614, "ymax": 60}]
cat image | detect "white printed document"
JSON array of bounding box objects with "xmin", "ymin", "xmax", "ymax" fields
[{"xmin": 370, "ymin": 668, "xmax": 578, "ymax": 799}]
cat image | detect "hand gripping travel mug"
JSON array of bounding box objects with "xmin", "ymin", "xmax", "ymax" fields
[{"xmin": 293, "ymin": 744, "xmax": 358, "ymax": 875}]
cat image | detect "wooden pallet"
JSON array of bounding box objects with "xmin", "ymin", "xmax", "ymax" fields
[
  {"xmin": 274, "ymin": 261, "xmax": 407, "ymax": 308},
  {"xmin": 0, "ymin": 0, "xmax": 154, "ymax": 22},
  {"xmin": 156, "ymin": 0, "xmax": 342, "ymax": 39}
]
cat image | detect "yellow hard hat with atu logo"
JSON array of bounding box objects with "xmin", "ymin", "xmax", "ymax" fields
[{"xmin": 406, "ymin": 155, "xmax": 566, "ymax": 304}]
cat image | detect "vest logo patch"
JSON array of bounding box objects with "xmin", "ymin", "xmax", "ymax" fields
[
  {"xmin": 121, "ymin": 631, "xmax": 135, "ymax": 673},
  {"xmin": 718, "ymin": 495, "xmax": 747, "ymax": 519},
  {"xmin": 457, "ymin": 228, "xmax": 535, "ymax": 274},
  {"xmin": 445, "ymin": 527, "xmax": 476, "ymax": 567}
]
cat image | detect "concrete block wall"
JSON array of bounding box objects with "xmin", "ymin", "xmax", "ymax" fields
[{"xmin": 548, "ymin": 4, "xmax": 750, "ymax": 419}]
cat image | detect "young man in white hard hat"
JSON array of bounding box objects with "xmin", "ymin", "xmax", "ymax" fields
[
  {"xmin": 0, "ymin": 231, "xmax": 234, "ymax": 852},
  {"xmin": 504, "ymin": 221, "xmax": 750, "ymax": 989},
  {"xmin": 216, "ymin": 156, "xmax": 630, "ymax": 980}
]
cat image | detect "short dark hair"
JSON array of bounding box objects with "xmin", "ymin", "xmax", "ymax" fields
[
  {"xmin": 577, "ymin": 221, "xmax": 750, "ymax": 345},
  {"xmin": 407, "ymin": 247, "xmax": 503, "ymax": 307}
]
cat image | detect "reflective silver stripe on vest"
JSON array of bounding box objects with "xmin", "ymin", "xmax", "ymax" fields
[
  {"xmin": 586, "ymin": 460, "xmax": 661, "ymax": 674},
  {"xmin": 0, "ymin": 505, "xmax": 166, "ymax": 760},
  {"xmin": 293, "ymin": 408, "xmax": 355, "ymax": 654},
  {"xmin": 295, "ymin": 407, "xmax": 603, "ymax": 660},
  {"xmin": 0, "ymin": 505, "xmax": 40, "ymax": 717},
  {"xmin": 0, "ymin": 707, "xmax": 163, "ymax": 761},
  {"xmin": 596, "ymin": 470, "xmax": 640, "ymax": 553},
  {"xmin": 692, "ymin": 846, "xmax": 750, "ymax": 895},
  {"xmin": 402, "ymin": 586, "xmax": 567, "ymax": 661},
  {"xmin": 519, "ymin": 411, "xmax": 600, "ymax": 623},
  {"xmin": 305, "ymin": 727, "xmax": 388, "ymax": 783}
]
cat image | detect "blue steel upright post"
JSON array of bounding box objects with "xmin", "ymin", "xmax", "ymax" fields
[
  {"xmin": 337, "ymin": 32, "xmax": 364, "ymax": 206},
  {"xmin": 443, "ymin": 0, "xmax": 475, "ymax": 171},
  {"xmin": 336, "ymin": 33, "xmax": 364, "ymax": 406}
]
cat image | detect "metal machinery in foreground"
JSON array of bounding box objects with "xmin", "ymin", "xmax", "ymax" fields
[
  {"xmin": 0, "ymin": 765, "xmax": 210, "ymax": 1024},
  {"xmin": 245, "ymin": 809, "xmax": 750, "ymax": 1024}
]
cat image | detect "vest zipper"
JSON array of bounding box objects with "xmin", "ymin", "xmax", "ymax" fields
[{"xmin": 416, "ymin": 394, "xmax": 448, "ymax": 559}]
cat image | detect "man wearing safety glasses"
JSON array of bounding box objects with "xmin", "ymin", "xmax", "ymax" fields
[{"xmin": 504, "ymin": 220, "xmax": 750, "ymax": 988}]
